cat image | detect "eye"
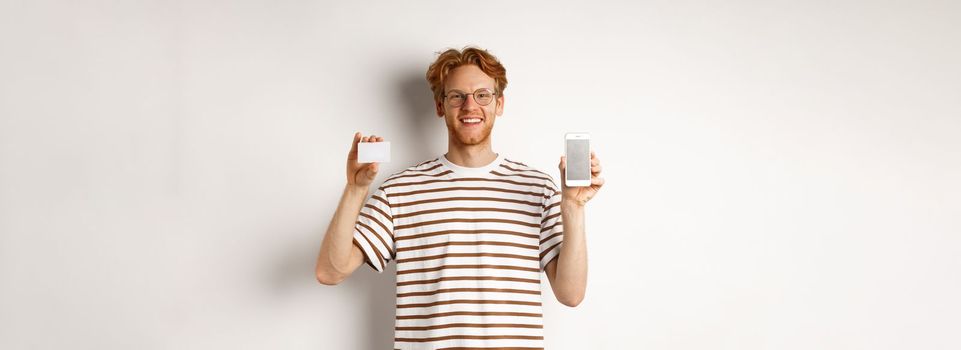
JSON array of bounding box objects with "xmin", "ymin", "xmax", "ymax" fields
[{"xmin": 476, "ymin": 91, "xmax": 492, "ymax": 99}]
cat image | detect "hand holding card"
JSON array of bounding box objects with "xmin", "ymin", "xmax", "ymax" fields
[
  {"xmin": 346, "ymin": 132, "xmax": 388, "ymax": 188},
  {"xmin": 357, "ymin": 142, "xmax": 391, "ymax": 163}
]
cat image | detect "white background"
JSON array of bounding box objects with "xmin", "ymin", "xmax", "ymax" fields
[{"xmin": 2, "ymin": 0, "xmax": 960, "ymax": 349}]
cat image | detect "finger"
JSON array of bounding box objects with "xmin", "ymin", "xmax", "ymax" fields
[
  {"xmin": 368, "ymin": 135, "xmax": 377, "ymax": 142},
  {"xmin": 369, "ymin": 162, "xmax": 379, "ymax": 175},
  {"xmin": 348, "ymin": 132, "xmax": 362, "ymax": 158},
  {"xmin": 591, "ymin": 176, "xmax": 605, "ymax": 187},
  {"xmin": 591, "ymin": 164, "xmax": 602, "ymax": 174}
]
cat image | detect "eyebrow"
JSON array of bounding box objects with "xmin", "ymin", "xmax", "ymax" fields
[{"xmin": 446, "ymin": 87, "xmax": 494, "ymax": 93}]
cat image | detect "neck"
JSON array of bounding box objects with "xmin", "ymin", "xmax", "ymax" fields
[{"xmin": 445, "ymin": 139, "xmax": 497, "ymax": 168}]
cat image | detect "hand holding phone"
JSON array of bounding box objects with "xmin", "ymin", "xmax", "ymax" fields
[{"xmin": 564, "ymin": 133, "xmax": 591, "ymax": 187}]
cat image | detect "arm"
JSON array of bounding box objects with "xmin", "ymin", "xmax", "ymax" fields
[
  {"xmin": 314, "ymin": 132, "xmax": 384, "ymax": 285},
  {"xmin": 314, "ymin": 185, "xmax": 368, "ymax": 285},
  {"xmin": 546, "ymin": 151, "xmax": 604, "ymax": 306}
]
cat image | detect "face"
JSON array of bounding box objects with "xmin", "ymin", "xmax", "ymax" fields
[{"xmin": 436, "ymin": 65, "xmax": 505, "ymax": 146}]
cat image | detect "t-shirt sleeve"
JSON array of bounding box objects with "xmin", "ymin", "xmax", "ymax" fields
[
  {"xmin": 351, "ymin": 186, "xmax": 395, "ymax": 273},
  {"xmin": 539, "ymin": 178, "xmax": 564, "ymax": 271}
]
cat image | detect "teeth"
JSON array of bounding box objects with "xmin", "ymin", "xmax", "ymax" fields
[{"xmin": 462, "ymin": 118, "xmax": 481, "ymax": 123}]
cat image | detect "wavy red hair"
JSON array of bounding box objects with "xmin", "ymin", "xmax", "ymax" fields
[{"xmin": 425, "ymin": 46, "xmax": 508, "ymax": 106}]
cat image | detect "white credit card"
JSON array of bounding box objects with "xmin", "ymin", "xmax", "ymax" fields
[{"xmin": 357, "ymin": 142, "xmax": 391, "ymax": 163}]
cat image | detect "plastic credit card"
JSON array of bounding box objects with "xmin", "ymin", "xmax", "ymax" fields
[{"xmin": 357, "ymin": 142, "xmax": 391, "ymax": 163}]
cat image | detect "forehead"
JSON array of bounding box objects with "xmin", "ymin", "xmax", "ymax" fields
[{"xmin": 445, "ymin": 65, "xmax": 495, "ymax": 91}]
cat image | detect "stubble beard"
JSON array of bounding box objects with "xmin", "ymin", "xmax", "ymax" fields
[
  {"xmin": 446, "ymin": 111, "xmax": 494, "ymax": 147},
  {"xmin": 451, "ymin": 121, "xmax": 493, "ymax": 146}
]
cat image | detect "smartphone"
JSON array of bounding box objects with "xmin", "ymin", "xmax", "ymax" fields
[{"xmin": 565, "ymin": 133, "xmax": 591, "ymax": 187}]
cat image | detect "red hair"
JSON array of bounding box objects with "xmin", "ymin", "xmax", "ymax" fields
[{"xmin": 425, "ymin": 46, "xmax": 508, "ymax": 106}]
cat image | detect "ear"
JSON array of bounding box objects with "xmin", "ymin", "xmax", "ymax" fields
[
  {"xmin": 494, "ymin": 95, "xmax": 505, "ymax": 116},
  {"xmin": 435, "ymin": 100, "xmax": 445, "ymax": 117}
]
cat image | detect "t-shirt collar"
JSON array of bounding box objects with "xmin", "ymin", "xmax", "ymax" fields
[{"xmin": 439, "ymin": 152, "xmax": 504, "ymax": 177}]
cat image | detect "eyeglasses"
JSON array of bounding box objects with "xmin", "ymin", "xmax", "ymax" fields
[{"xmin": 443, "ymin": 88, "xmax": 497, "ymax": 107}]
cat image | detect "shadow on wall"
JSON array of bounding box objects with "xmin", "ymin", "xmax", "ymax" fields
[
  {"xmin": 355, "ymin": 263, "xmax": 397, "ymax": 350},
  {"xmin": 395, "ymin": 68, "xmax": 443, "ymax": 163},
  {"xmin": 301, "ymin": 70, "xmax": 436, "ymax": 350},
  {"xmin": 344, "ymin": 68, "xmax": 438, "ymax": 350},
  {"xmin": 340, "ymin": 68, "xmax": 439, "ymax": 350},
  {"xmin": 272, "ymin": 229, "xmax": 396, "ymax": 350}
]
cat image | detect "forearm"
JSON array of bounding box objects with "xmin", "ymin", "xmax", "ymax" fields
[
  {"xmin": 553, "ymin": 201, "xmax": 588, "ymax": 304},
  {"xmin": 316, "ymin": 184, "xmax": 368, "ymax": 280}
]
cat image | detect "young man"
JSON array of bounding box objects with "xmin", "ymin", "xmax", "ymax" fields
[{"xmin": 315, "ymin": 47, "xmax": 604, "ymax": 349}]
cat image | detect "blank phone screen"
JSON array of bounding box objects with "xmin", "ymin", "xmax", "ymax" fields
[{"xmin": 567, "ymin": 139, "xmax": 590, "ymax": 181}]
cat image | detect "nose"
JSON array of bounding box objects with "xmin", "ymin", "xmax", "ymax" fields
[{"xmin": 460, "ymin": 94, "xmax": 481, "ymax": 110}]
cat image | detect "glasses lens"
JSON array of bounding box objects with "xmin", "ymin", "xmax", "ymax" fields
[
  {"xmin": 447, "ymin": 91, "xmax": 465, "ymax": 106},
  {"xmin": 474, "ymin": 89, "xmax": 494, "ymax": 105}
]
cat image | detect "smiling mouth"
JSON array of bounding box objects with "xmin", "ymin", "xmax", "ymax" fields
[{"xmin": 459, "ymin": 116, "xmax": 484, "ymax": 125}]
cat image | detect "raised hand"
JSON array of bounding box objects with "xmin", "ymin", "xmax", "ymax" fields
[
  {"xmin": 346, "ymin": 132, "xmax": 384, "ymax": 188},
  {"xmin": 558, "ymin": 151, "xmax": 605, "ymax": 206}
]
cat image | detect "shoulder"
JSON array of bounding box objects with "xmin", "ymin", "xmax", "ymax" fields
[
  {"xmin": 379, "ymin": 157, "xmax": 445, "ymax": 189},
  {"xmin": 500, "ymin": 157, "xmax": 559, "ymax": 192}
]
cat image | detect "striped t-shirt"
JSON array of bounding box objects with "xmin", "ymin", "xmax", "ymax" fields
[{"xmin": 352, "ymin": 153, "xmax": 565, "ymax": 350}]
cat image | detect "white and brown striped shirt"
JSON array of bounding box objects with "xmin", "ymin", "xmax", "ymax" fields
[{"xmin": 352, "ymin": 153, "xmax": 564, "ymax": 350}]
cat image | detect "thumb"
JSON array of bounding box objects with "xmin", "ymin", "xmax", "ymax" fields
[{"xmin": 558, "ymin": 156, "xmax": 567, "ymax": 187}]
